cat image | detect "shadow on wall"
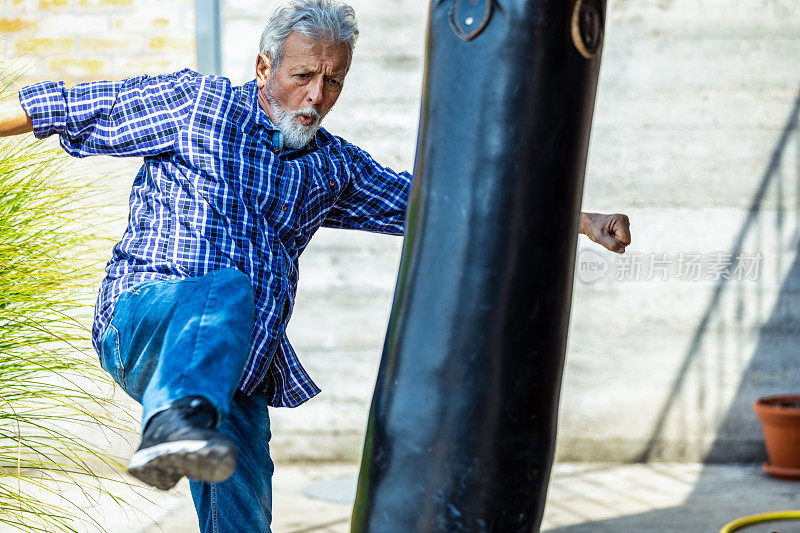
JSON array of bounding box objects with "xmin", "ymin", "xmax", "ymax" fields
[
  {"xmin": 633, "ymin": 85, "xmax": 800, "ymax": 464},
  {"xmin": 545, "ymin": 85, "xmax": 800, "ymax": 532},
  {"xmin": 704, "ymin": 84, "xmax": 800, "ymax": 461}
]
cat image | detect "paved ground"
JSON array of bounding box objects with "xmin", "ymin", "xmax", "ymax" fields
[{"xmin": 9, "ymin": 461, "xmax": 799, "ymax": 532}]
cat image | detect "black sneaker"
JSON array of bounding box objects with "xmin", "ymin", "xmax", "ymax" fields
[{"xmin": 127, "ymin": 396, "xmax": 238, "ymax": 490}]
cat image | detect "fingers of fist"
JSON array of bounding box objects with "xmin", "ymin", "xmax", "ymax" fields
[
  {"xmin": 604, "ymin": 214, "xmax": 631, "ymax": 254},
  {"xmin": 585, "ymin": 213, "xmax": 631, "ymax": 254}
]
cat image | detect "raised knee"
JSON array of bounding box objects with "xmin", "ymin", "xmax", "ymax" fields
[{"xmin": 213, "ymin": 268, "xmax": 255, "ymax": 315}]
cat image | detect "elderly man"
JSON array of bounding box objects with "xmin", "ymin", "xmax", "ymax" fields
[{"xmin": 0, "ymin": 0, "xmax": 630, "ymax": 529}]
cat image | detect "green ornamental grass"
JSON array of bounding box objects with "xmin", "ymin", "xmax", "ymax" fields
[{"xmin": 0, "ymin": 69, "xmax": 143, "ymax": 532}]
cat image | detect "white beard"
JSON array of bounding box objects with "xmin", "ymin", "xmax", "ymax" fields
[{"xmin": 267, "ymin": 78, "xmax": 323, "ymax": 149}]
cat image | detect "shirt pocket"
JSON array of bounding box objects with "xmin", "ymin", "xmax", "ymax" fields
[{"xmin": 294, "ymin": 154, "xmax": 348, "ymax": 234}]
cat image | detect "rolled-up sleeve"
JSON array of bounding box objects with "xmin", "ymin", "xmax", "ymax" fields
[
  {"xmin": 19, "ymin": 81, "xmax": 67, "ymax": 139},
  {"xmin": 18, "ymin": 68, "xmax": 200, "ymax": 158},
  {"xmin": 323, "ymin": 142, "xmax": 413, "ymax": 236}
]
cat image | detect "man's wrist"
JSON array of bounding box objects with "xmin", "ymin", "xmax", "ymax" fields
[
  {"xmin": 0, "ymin": 97, "xmax": 33, "ymax": 137},
  {"xmin": 579, "ymin": 212, "xmax": 591, "ymax": 235}
]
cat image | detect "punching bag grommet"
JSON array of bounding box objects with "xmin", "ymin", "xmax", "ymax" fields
[
  {"xmin": 571, "ymin": 0, "xmax": 604, "ymax": 59},
  {"xmin": 449, "ymin": 0, "xmax": 492, "ymax": 41}
]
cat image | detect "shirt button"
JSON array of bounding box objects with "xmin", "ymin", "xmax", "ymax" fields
[
  {"xmin": 281, "ymin": 204, "xmax": 288, "ymax": 211},
  {"xmin": 329, "ymin": 179, "xmax": 335, "ymax": 187}
]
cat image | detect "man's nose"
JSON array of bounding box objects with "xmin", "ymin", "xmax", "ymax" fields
[{"xmin": 306, "ymin": 77, "xmax": 324, "ymax": 106}]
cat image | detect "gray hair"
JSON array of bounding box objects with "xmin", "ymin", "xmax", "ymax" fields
[{"xmin": 259, "ymin": 0, "xmax": 359, "ymax": 71}]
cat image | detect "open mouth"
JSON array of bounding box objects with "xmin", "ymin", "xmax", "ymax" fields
[{"xmin": 296, "ymin": 114, "xmax": 315, "ymax": 126}]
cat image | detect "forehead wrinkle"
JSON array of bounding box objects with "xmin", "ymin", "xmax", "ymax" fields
[
  {"xmin": 288, "ymin": 62, "xmax": 345, "ymax": 76},
  {"xmin": 279, "ymin": 32, "xmax": 349, "ymax": 75}
]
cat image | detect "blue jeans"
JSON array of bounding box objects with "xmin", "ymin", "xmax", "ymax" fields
[{"xmin": 98, "ymin": 268, "xmax": 274, "ymax": 532}]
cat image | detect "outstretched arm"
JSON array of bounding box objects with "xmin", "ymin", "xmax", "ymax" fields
[
  {"xmin": 324, "ymin": 142, "xmax": 632, "ymax": 254},
  {"xmin": 14, "ymin": 69, "xmax": 200, "ymax": 157},
  {"xmin": 0, "ymin": 98, "xmax": 33, "ymax": 137},
  {"xmin": 322, "ymin": 142, "xmax": 411, "ymax": 236}
]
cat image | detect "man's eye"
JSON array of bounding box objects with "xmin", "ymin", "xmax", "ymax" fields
[
  {"xmin": 327, "ymin": 78, "xmax": 342, "ymax": 87},
  {"xmin": 296, "ymin": 73, "xmax": 311, "ymax": 79}
]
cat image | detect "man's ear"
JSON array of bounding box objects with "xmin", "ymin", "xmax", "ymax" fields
[{"xmin": 256, "ymin": 53, "xmax": 271, "ymax": 88}]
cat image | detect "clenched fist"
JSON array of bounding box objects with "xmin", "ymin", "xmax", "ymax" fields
[{"xmin": 580, "ymin": 212, "xmax": 631, "ymax": 254}]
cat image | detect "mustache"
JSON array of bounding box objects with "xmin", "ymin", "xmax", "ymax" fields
[{"xmin": 291, "ymin": 108, "xmax": 320, "ymax": 121}]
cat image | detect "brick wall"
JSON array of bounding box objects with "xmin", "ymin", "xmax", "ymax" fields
[{"xmin": 0, "ymin": 0, "xmax": 196, "ymax": 87}]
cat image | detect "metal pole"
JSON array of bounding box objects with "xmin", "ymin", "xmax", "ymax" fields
[
  {"xmin": 352, "ymin": 0, "xmax": 607, "ymax": 530},
  {"xmin": 195, "ymin": 0, "xmax": 222, "ymax": 75}
]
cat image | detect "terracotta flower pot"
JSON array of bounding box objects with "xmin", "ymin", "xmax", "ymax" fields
[{"xmin": 754, "ymin": 394, "xmax": 800, "ymax": 480}]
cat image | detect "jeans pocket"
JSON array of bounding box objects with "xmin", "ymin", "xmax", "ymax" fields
[{"xmin": 99, "ymin": 323, "xmax": 125, "ymax": 387}]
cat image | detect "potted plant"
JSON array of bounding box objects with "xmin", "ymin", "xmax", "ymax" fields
[{"xmin": 754, "ymin": 394, "xmax": 800, "ymax": 480}]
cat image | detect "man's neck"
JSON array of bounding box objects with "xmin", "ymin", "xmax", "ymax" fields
[{"xmin": 256, "ymin": 85, "xmax": 278, "ymax": 125}]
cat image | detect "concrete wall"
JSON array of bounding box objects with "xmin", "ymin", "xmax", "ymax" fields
[
  {"xmin": 6, "ymin": 0, "xmax": 800, "ymax": 464},
  {"xmin": 561, "ymin": 0, "xmax": 800, "ymax": 462},
  {"xmin": 222, "ymin": 0, "xmax": 428, "ymax": 462},
  {"xmin": 243, "ymin": 0, "xmax": 800, "ymax": 463}
]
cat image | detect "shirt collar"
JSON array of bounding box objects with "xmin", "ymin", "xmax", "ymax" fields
[{"xmin": 244, "ymin": 79, "xmax": 319, "ymax": 157}]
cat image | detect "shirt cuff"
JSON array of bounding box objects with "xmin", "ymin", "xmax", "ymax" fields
[{"xmin": 18, "ymin": 81, "xmax": 67, "ymax": 139}]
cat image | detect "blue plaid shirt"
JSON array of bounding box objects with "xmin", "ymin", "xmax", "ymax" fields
[{"xmin": 19, "ymin": 69, "xmax": 411, "ymax": 407}]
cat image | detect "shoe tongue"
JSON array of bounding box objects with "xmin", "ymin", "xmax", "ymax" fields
[{"xmin": 177, "ymin": 397, "xmax": 217, "ymax": 428}]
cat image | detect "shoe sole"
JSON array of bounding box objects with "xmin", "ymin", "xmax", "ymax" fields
[{"xmin": 127, "ymin": 438, "xmax": 238, "ymax": 491}]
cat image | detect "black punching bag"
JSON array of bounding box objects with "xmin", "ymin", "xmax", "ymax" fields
[{"xmin": 352, "ymin": 0, "xmax": 606, "ymax": 531}]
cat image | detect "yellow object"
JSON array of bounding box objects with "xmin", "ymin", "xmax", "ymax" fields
[{"xmin": 720, "ymin": 510, "xmax": 800, "ymax": 532}]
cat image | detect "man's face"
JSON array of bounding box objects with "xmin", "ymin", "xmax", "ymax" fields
[{"xmin": 255, "ymin": 31, "xmax": 350, "ymax": 148}]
